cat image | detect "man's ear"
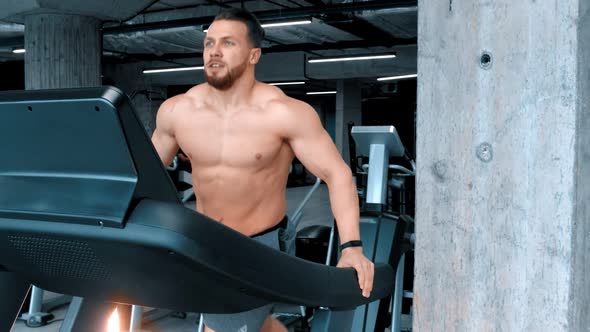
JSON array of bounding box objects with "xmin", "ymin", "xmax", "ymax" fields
[{"xmin": 249, "ymin": 48, "xmax": 262, "ymax": 64}]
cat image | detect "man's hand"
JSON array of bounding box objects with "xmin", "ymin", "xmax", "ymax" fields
[{"xmin": 337, "ymin": 247, "xmax": 374, "ymax": 298}]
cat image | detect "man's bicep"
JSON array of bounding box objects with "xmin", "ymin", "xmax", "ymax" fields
[
  {"xmin": 152, "ymin": 128, "xmax": 178, "ymax": 166},
  {"xmin": 288, "ymin": 108, "xmax": 345, "ymax": 181},
  {"xmin": 152, "ymin": 103, "xmax": 179, "ymax": 166}
]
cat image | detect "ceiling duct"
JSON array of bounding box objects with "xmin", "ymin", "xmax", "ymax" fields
[{"xmin": 103, "ymin": 0, "xmax": 417, "ymax": 35}]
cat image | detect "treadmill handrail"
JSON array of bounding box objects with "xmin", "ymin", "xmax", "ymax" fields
[{"xmin": 0, "ymin": 199, "xmax": 397, "ymax": 312}]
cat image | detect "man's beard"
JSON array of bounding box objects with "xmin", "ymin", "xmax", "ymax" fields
[{"xmin": 205, "ymin": 60, "xmax": 248, "ymax": 90}]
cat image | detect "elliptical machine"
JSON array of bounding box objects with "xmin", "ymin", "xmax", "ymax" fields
[{"xmin": 350, "ymin": 125, "xmax": 415, "ymax": 332}]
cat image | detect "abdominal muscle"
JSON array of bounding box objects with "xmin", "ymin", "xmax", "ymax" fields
[{"xmin": 192, "ymin": 164, "xmax": 290, "ymax": 236}]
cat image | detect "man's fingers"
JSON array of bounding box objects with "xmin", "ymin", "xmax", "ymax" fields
[
  {"xmin": 356, "ymin": 260, "xmax": 374, "ymax": 298},
  {"xmin": 362, "ymin": 261, "xmax": 371, "ymax": 297},
  {"xmin": 354, "ymin": 261, "xmax": 372, "ymax": 298},
  {"xmin": 356, "ymin": 262, "xmax": 365, "ymax": 293},
  {"xmin": 369, "ymin": 261, "xmax": 375, "ymax": 292},
  {"xmin": 364, "ymin": 261, "xmax": 374, "ymax": 297},
  {"xmin": 336, "ymin": 255, "xmax": 375, "ymax": 298}
]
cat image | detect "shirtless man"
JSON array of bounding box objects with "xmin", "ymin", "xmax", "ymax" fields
[{"xmin": 151, "ymin": 8, "xmax": 374, "ymax": 332}]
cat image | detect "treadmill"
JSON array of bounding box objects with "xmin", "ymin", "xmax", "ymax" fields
[{"xmin": 0, "ymin": 86, "xmax": 400, "ymax": 331}]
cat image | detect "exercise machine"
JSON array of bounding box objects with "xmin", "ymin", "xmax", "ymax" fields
[
  {"xmin": 0, "ymin": 86, "xmax": 399, "ymax": 332},
  {"xmin": 351, "ymin": 125, "xmax": 415, "ymax": 332}
]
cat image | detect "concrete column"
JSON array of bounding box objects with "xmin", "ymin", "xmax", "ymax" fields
[
  {"xmin": 24, "ymin": 13, "xmax": 101, "ymax": 90},
  {"xmin": 415, "ymin": 0, "xmax": 590, "ymax": 331},
  {"xmin": 20, "ymin": 12, "xmax": 102, "ymax": 323},
  {"xmin": 335, "ymin": 80, "xmax": 362, "ymax": 164}
]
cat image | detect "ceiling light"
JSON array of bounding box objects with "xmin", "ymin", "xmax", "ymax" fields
[
  {"xmin": 12, "ymin": 48, "xmax": 25, "ymax": 54},
  {"xmin": 203, "ymin": 19, "xmax": 312, "ymax": 32},
  {"xmin": 308, "ymin": 54, "xmax": 396, "ymax": 63},
  {"xmin": 143, "ymin": 66, "xmax": 204, "ymax": 74},
  {"xmin": 377, "ymin": 74, "xmax": 417, "ymax": 81},
  {"xmin": 306, "ymin": 91, "xmax": 337, "ymax": 95},
  {"xmin": 262, "ymin": 20, "xmax": 312, "ymax": 28},
  {"xmin": 268, "ymin": 81, "xmax": 306, "ymax": 86}
]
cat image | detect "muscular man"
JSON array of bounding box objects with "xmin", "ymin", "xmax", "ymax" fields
[{"xmin": 151, "ymin": 8, "xmax": 374, "ymax": 332}]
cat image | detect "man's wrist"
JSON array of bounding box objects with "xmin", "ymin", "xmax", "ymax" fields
[
  {"xmin": 341, "ymin": 246, "xmax": 363, "ymax": 255},
  {"xmin": 340, "ymin": 240, "xmax": 363, "ymax": 252}
]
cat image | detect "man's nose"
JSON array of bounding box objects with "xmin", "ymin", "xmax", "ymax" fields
[{"xmin": 209, "ymin": 44, "xmax": 222, "ymax": 57}]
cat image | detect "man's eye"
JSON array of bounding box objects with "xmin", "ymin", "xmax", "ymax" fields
[
  {"xmin": 205, "ymin": 41, "xmax": 213, "ymax": 47},
  {"xmin": 225, "ymin": 41, "xmax": 234, "ymax": 46}
]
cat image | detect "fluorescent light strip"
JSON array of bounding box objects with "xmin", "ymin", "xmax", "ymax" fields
[
  {"xmin": 377, "ymin": 74, "xmax": 418, "ymax": 81},
  {"xmin": 308, "ymin": 54, "xmax": 396, "ymax": 63},
  {"xmin": 204, "ymin": 19, "xmax": 312, "ymax": 32},
  {"xmin": 262, "ymin": 20, "xmax": 312, "ymax": 28},
  {"xmin": 12, "ymin": 48, "xmax": 25, "ymax": 54},
  {"xmin": 268, "ymin": 81, "xmax": 306, "ymax": 86},
  {"xmin": 306, "ymin": 91, "xmax": 337, "ymax": 95},
  {"xmin": 143, "ymin": 66, "xmax": 204, "ymax": 74}
]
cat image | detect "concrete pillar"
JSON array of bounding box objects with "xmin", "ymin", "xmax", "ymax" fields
[
  {"xmin": 24, "ymin": 13, "xmax": 101, "ymax": 90},
  {"xmin": 335, "ymin": 80, "xmax": 362, "ymax": 164},
  {"xmin": 415, "ymin": 0, "xmax": 590, "ymax": 331},
  {"xmin": 21, "ymin": 13, "xmax": 102, "ymax": 318}
]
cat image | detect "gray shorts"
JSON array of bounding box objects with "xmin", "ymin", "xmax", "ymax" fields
[{"xmin": 202, "ymin": 216, "xmax": 296, "ymax": 332}]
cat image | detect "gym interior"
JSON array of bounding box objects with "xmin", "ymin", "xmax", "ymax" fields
[{"xmin": 1, "ymin": 0, "xmax": 589, "ymax": 331}]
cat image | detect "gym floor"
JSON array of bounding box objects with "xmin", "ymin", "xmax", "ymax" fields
[{"xmin": 11, "ymin": 184, "xmax": 334, "ymax": 332}]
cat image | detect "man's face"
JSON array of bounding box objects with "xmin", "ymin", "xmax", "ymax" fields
[{"xmin": 203, "ymin": 19, "xmax": 253, "ymax": 90}]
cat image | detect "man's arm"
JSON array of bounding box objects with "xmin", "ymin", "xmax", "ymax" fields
[
  {"xmin": 152, "ymin": 98, "xmax": 179, "ymax": 166},
  {"xmin": 279, "ymin": 99, "xmax": 374, "ymax": 298}
]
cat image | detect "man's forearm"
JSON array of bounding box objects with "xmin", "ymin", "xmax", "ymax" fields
[
  {"xmin": 325, "ymin": 166, "xmax": 372, "ymax": 298},
  {"xmin": 327, "ymin": 172, "xmax": 361, "ymax": 244}
]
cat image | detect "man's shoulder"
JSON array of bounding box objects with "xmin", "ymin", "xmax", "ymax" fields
[
  {"xmin": 185, "ymin": 83, "xmax": 209, "ymax": 99},
  {"xmin": 265, "ymin": 96, "xmax": 315, "ymax": 122},
  {"xmin": 256, "ymin": 84, "xmax": 312, "ymax": 114},
  {"xmin": 160, "ymin": 84, "xmax": 207, "ymax": 112}
]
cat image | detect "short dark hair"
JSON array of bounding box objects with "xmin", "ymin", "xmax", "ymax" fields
[{"xmin": 213, "ymin": 8, "xmax": 265, "ymax": 48}]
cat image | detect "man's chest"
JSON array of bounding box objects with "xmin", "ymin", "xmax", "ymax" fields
[{"xmin": 173, "ymin": 110, "xmax": 287, "ymax": 168}]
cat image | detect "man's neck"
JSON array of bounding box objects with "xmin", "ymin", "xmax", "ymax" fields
[{"xmin": 207, "ymin": 74, "xmax": 257, "ymax": 110}]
